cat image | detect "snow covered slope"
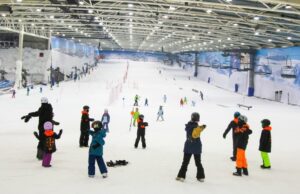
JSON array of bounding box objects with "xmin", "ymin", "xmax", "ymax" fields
[{"xmin": 0, "ymin": 60, "xmax": 299, "ymax": 194}]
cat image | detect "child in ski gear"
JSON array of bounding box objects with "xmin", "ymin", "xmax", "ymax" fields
[
  {"xmin": 33, "ymin": 121, "xmax": 62, "ymax": 167},
  {"xmin": 259, "ymin": 119, "xmax": 272, "ymax": 169},
  {"xmin": 88, "ymin": 121, "xmax": 107, "ymax": 178},
  {"xmin": 133, "ymin": 94, "xmax": 139, "ymax": 106},
  {"xmin": 176, "ymin": 112, "xmax": 206, "ymax": 182},
  {"xmin": 157, "ymin": 106, "xmax": 164, "ymax": 121},
  {"xmin": 101, "ymin": 109, "xmax": 110, "ymax": 132},
  {"xmin": 131, "ymin": 108, "xmax": 140, "ymax": 127},
  {"xmin": 223, "ymin": 112, "xmax": 240, "ymax": 161},
  {"xmin": 134, "ymin": 114, "xmax": 148, "ymax": 149},
  {"xmin": 21, "ymin": 97, "xmax": 59, "ymax": 160},
  {"xmin": 80, "ymin": 105, "xmax": 94, "ymax": 147},
  {"xmin": 180, "ymin": 98, "xmax": 184, "ymax": 106},
  {"xmin": 233, "ymin": 115, "xmax": 252, "ymax": 176}
]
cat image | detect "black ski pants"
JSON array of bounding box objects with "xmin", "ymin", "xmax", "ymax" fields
[{"xmin": 177, "ymin": 153, "xmax": 205, "ymax": 179}]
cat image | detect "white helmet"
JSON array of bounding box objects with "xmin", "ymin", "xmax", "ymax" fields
[
  {"xmin": 238, "ymin": 115, "xmax": 248, "ymax": 123},
  {"xmin": 41, "ymin": 97, "xmax": 48, "ymax": 104}
]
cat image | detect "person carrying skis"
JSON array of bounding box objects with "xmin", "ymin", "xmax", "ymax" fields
[
  {"xmin": 223, "ymin": 112, "xmax": 240, "ymax": 161},
  {"xmin": 21, "ymin": 97, "xmax": 59, "ymax": 160},
  {"xmin": 80, "ymin": 105, "xmax": 95, "ymax": 147},
  {"xmin": 134, "ymin": 114, "xmax": 148, "ymax": 149}
]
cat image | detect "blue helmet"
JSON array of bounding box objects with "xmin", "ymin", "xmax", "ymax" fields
[{"xmin": 234, "ymin": 112, "xmax": 241, "ymax": 118}]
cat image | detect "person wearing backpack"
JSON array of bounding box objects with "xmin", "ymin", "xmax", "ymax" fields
[
  {"xmin": 33, "ymin": 121, "xmax": 63, "ymax": 167},
  {"xmin": 176, "ymin": 112, "xmax": 206, "ymax": 182}
]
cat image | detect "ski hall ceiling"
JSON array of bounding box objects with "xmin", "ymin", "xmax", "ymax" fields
[{"xmin": 0, "ymin": 0, "xmax": 300, "ymax": 52}]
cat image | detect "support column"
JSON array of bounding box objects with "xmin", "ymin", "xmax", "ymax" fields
[
  {"xmin": 194, "ymin": 52, "xmax": 198, "ymax": 77},
  {"xmin": 47, "ymin": 31, "xmax": 52, "ymax": 84},
  {"xmin": 247, "ymin": 50, "xmax": 255, "ymax": 96},
  {"xmin": 14, "ymin": 25, "xmax": 24, "ymax": 89}
]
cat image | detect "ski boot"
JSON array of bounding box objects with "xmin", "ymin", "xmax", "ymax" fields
[
  {"xmin": 175, "ymin": 177, "xmax": 185, "ymax": 182},
  {"xmin": 233, "ymin": 168, "xmax": 242, "ymax": 176},
  {"xmin": 260, "ymin": 165, "xmax": 271, "ymax": 169},
  {"xmin": 242, "ymin": 168, "xmax": 249, "ymax": 176}
]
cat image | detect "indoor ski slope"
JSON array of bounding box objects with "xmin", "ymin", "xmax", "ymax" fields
[{"xmin": 0, "ymin": 60, "xmax": 299, "ymax": 194}]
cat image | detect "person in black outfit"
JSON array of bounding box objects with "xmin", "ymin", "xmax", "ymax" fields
[
  {"xmin": 176, "ymin": 112, "xmax": 206, "ymax": 182},
  {"xmin": 259, "ymin": 119, "xmax": 272, "ymax": 169},
  {"xmin": 21, "ymin": 97, "xmax": 59, "ymax": 160},
  {"xmin": 80, "ymin": 105, "xmax": 94, "ymax": 147},
  {"xmin": 223, "ymin": 112, "xmax": 240, "ymax": 161},
  {"xmin": 134, "ymin": 114, "xmax": 148, "ymax": 149}
]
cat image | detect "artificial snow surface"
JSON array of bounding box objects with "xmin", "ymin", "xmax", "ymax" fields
[{"xmin": 0, "ymin": 60, "xmax": 300, "ymax": 194}]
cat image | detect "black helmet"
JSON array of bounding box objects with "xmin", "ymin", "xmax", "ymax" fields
[
  {"xmin": 191, "ymin": 112, "xmax": 200, "ymax": 122},
  {"xmin": 139, "ymin": 114, "xmax": 144, "ymax": 119},
  {"xmin": 92, "ymin": 121, "xmax": 102, "ymax": 131},
  {"xmin": 83, "ymin": 105, "xmax": 90, "ymax": 110},
  {"xmin": 261, "ymin": 119, "xmax": 271, "ymax": 127}
]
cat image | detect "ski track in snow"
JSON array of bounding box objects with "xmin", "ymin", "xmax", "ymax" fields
[{"xmin": 0, "ymin": 60, "xmax": 300, "ymax": 194}]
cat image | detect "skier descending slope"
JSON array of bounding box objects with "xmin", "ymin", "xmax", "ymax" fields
[
  {"xmin": 176, "ymin": 112, "xmax": 206, "ymax": 182},
  {"xmin": 21, "ymin": 97, "xmax": 59, "ymax": 160}
]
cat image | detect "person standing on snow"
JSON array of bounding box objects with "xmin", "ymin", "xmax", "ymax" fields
[
  {"xmin": 88, "ymin": 121, "xmax": 108, "ymax": 178},
  {"xmin": 80, "ymin": 105, "xmax": 95, "ymax": 147},
  {"xmin": 21, "ymin": 97, "xmax": 59, "ymax": 160},
  {"xmin": 163, "ymin": 94, "xmax": 167, "ymax": 103},
  {"xmin": 223, "ymin": 112, "xmax": 240, "ymax": 161},
  {"xmin": 33, "ymin": 121, "xmax": 63, "ymax": 167},
  {"xmin": 131, "ymin": 108, "xmax": 140, "ymax": 127},
  {"xmin": 101, "ymin": 109, "xmax": 110, "ymax": 133},
  {"xmin": 133, "ymin": 94, "xmax": 139, "ymax": 106},
  {"xmin": 134, "ymin": 114, "xmax": 148, "ymax": 149},
  {"xmin": 176, "ymin": 112, "xmax": 206, "ymax": 182},
  {"xmin": 157, "ymin": 106, "xmax": 164, "ymax": 121},
  {"xmin": 232, "ymin": 115, "xmax": 252, "ymax": 176}
]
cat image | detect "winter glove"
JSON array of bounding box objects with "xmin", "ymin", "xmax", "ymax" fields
[
  {"xmin": 144, "ymin": 122, "xmax": 148, "ymax": 126},
  {"xmin": 92, "ymin": 143, "xmax": 100, "ymax": 149},
  {"xmin": 223, "ymin": 132, "xmax": 226, "ymax": 139},
  {"xmin": 33, "ymin": 131, "xmax": 39, "ymax": 140},
  {"xmin": 53, "ymin": 121, "xmax": 60, "ymax": 125},
  {"xmin": 90, "ymin": 118, "xmax": 95, "ymax": 122},
  {"xmin": 21, "ymin": 115, "xmax": 31, "ymax": 122},
  {"xmin": 59, "ymin": 129, "xmax": 63, "ymax": 134}
]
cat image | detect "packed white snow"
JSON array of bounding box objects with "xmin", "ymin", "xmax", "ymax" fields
[{"xmin": 0, "ymin": 60, "xmax": 300, "ymax": 194}]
